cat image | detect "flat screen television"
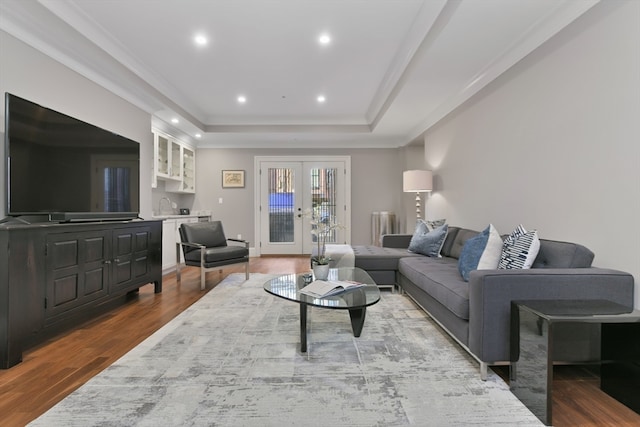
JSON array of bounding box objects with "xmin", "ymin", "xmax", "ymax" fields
[{"xmin": 4, "ymin": 93, "xmax": 140, "ymax": 222}]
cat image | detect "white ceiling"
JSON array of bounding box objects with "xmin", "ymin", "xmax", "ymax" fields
[{"xmin": 0, "ymin": 0, "xmax": 598, "ymax": 148}]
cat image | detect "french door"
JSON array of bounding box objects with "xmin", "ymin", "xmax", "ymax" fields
[{"xmin": 257, "ymin": 157, "xmax": 350, "ymax": 255}]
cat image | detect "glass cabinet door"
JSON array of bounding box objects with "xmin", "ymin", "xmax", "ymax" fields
[
  {"xmin": 170, "ymin": 141, "xmax": 181, "ymax": 179},
  {"xmin": 153, "ymin": 130, "xmax": 196, "ymax": 194},
  {"xmin": 182, "ymin": 147, "xmax": 195, "ymax": 192},
  {"xmin": 156, "ymin": 134, "xmax": 170, "ymax": 176}
]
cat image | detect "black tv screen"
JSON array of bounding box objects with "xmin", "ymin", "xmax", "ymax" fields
[{"xmin": 4, "ymin": 93, "xmax": 140, "ymax": 221}]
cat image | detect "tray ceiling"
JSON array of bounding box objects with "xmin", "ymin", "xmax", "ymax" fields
[{"xmin": 0, "ymin": 0, "xmax": 598, "ymax": 148}]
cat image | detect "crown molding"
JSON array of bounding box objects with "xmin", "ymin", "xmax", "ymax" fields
[{"xmin": 405, "ymin": 0, "xmax": 600, "ymax": 142}]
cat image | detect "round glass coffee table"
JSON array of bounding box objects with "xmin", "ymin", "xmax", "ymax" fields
[{"xmin": 263, "ymin": 267, "xmax": 380, "ymax": 352}]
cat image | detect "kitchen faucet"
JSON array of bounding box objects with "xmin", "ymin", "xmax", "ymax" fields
[{"xmin": 158, "ymin": 197, "xmax": 173, "ymax": 215}]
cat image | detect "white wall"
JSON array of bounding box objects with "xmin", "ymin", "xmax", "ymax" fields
[
  {"xmin": 193, "ymin": 147, "xmax": 402, "ymax": 246},
  {"xmin": 400, "ymin": 144, "xmax": 427, "ymax": 233},
  {"xmin": 0, "ymin": 31, "xmax": 154, "ymax": 219},
  {"xmin": 423, "ymin": 1, "xmax": 640, "ymax": 307}
]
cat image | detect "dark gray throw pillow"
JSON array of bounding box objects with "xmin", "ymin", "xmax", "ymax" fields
[{"xmin": 408, "ymin": 223, "xmax": 449, "ymax": 257}]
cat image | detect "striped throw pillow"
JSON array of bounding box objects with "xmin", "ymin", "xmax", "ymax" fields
[{"xmin": 498, "ymin": 225, "xmax": 540, "ymax": 269}]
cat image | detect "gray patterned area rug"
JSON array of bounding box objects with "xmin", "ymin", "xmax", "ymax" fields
[{"xmin": 30, "ymin": 273, "xmax": 541, "ymax": 426}]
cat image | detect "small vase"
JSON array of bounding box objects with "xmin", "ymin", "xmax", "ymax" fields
[{"xmin": 312, "ymin": 264, "xmax": 330, "ymax": 281}]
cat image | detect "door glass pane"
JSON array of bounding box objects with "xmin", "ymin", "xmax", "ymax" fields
[
  {"xmin": 311, "ymin": 167, "xmax": 338, "ymax": 244},
  {"xmin": 268, "ymin": 168, "xmax": 295, "ymax": 243}
]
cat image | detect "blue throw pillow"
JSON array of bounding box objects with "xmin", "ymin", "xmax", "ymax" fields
[
  {"xmin": 416, "ymin": 219, "xmax": 447, "ymax": 233},
  {"xmin": 458, "ymin": 224, "xmax": 502, "ymax": 281},
  {"xmin": 408, "ymin": 223, "xmax": 448, "ymax": 257},
  {"xmin": 414, "ymin": 218, "xmax": 447, "ymax": 234}
]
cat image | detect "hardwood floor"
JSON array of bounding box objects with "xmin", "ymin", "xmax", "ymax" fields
[{"xmin": 1, "ymin": 256, "xmax": 638, "ymax": 426}]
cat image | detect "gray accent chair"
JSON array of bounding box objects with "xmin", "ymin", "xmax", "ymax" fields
[{"xmin": 176, "ymin": 221, "xmax": 250, "ymax": 290}]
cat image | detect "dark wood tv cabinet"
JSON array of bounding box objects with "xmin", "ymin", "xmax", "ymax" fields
[{"xmin": 0, "ymin": 219, "xmax": 162, "ymax": 369}]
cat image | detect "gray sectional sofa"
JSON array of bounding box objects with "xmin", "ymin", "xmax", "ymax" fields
[{"xmin": 353, "ymin": 226, "xmax": 635, "ymax": 379}]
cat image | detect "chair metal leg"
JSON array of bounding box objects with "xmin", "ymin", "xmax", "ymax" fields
[
  {"xmin": 200, "ymin": 249, "xmax": 206, "ymax": 291},
  {"xmin": 175, "ymin": 242, "xmax": 182, "ymax": 284},
  {"xmin": 244, "ymin": 241, "xmax": 250, "ymax": 280}
]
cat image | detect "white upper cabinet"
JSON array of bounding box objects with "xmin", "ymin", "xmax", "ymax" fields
[{"xmin": 153, "ymin": 130, "xmax": 196, "ymax": 193}]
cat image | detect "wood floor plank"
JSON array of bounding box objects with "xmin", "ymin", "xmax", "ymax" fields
[{"xmin": 0, "ymin": 256, "xmax": 638, "ymax": 427}]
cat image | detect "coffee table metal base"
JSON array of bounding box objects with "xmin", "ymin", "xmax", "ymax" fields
[
  {"xmin": 263, "ymin": 269, "xmax": 380, "ymax": 354},
  {"xmin": 299, "ymin": 303, "xmax": 367, "ymax": 353}
]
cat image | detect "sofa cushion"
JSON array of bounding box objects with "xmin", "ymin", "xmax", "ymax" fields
[
  {"xmin": 399, "ymin": 256, "xmax": 470, "ymax": 320},
  {"xmin": 458, "ymin": 224, "xmax": 503, "ymax": 281},
  {"xmin": 185, "ymin": 245, "xmax": 248, "ymax": 264},
  {"xmin": 440, "ymin": 227, "xmax": 460, "ymax": 257},
  {"xmin": 498, "ymin": 224, "xmax": 540, "ymax": 269},
  {"xmin": 352, "ymin": 245, "xmax": 421, "ymax": 271},
  {"xmin": 447, "ymin": 228, "xmax": 480, "ymax": 260},
  {"xmin": 532, "ymin": 239, "xmax": 595, "ymax": 268},
  {"xmin": 408, "ymin": 223, "xmax": 448, "ymax": 257}
]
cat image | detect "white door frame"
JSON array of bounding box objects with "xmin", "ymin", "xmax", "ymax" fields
[{"xmin": 254, "ymin": 155, "xmax": 351, "ymax": 257}]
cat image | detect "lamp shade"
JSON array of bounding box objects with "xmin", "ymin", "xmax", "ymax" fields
[{"xmin": 403, "ymin": 170, "xmax": 433, "ymax": 192}]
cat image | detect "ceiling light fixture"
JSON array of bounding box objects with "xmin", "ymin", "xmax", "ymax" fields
[
  {"xmin": 317, "ymin": 95, "xmax": 326, "ymax": 103},
  {"xmin": 318, "ymin": 33, "xmax": 331, "ymax": 46},
  {"xmin": 195, "ymin": 133, "xmax": 202, "ymax": 139},
  {"xmin": 237, "ymin": 95, "xmax": 247, "ymax": 104},
  {"xmin": 194, "ymin": 34, "xmax": 208, "ymax": 46},
  {"xmin": 171, "ymin": 118, "xmax": 179, "ymax": 124}
]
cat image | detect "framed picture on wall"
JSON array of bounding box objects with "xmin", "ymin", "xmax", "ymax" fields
[{"xmin": 222, "ymin": 170, "xmax": 245, "ymax": 188}]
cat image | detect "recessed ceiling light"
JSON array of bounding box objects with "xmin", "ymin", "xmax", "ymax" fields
[
  {"xmin": 171, "ymin": 118, "xmax": 179, "ymax": 124},
  {"xmin": 318, "ymin": 33, "xmax": 331, "ymax": 45},
  {"xmin": 195, "ymin": 133, "xmax": 202, "ymax": 139},
  {"xmin": 317, "ymin": 95, "xmax": 326, "ymax": 103},
  {"xmin": 237, "ymin": 95, "xmax": 247, "ymax": 104},
  {"xmin": 194, "ymin": 34, "xmax": 208, "ymax": 46}
]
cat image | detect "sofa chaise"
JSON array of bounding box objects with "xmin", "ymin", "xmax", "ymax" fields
[{"xmin": 352, "ymin": 226, "xmax": 635, "ymax": 379}]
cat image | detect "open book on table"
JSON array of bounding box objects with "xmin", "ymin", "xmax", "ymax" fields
[{"xmin": 299, "ymin": 280, "xmax": 365, "ymax": 298}]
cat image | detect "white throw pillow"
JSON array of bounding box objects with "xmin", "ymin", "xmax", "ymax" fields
[{"xmin": 477, "ymin": 224, "xmax": 503, "ymax": 270}]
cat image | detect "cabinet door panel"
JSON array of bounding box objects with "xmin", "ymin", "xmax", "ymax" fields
[
  {"xmin": 133, "ymin": 256, "xmax": 148, "ymax": 278},
  {"xmin": 115, "ymin": 233, "xmax": 133, "ymax": 256},
  {"xmin": 85, "ymin": 267, "xmax": 106, "ymax": 295},
  {"xmin": 111, "ymin": 226, "xmax": 154, "ymax": 292},
  {"xmin": 50, "ymin": 240, "xmax": 78, "ymax": 269},
  {"xmin": 85, "ymin": 236, "xmax": 106, "ymax": 262},
  {"xmin": 51, "ymin": 274, "xmax": 78, "ymax": 307},
  {"xmin": 161, "ymin": 220, "xmax": 177, "ymax": 272},
  {"xmin": 114, "ymin": 260, "xmax": 132, "ymax": 284},
  {"xmin": 45, "ymin": 230, "xmax": 110, "ymax": 321},
  {"xmin": 134, "ymin": 231, "xmax": 149, "ymax": 251}
]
